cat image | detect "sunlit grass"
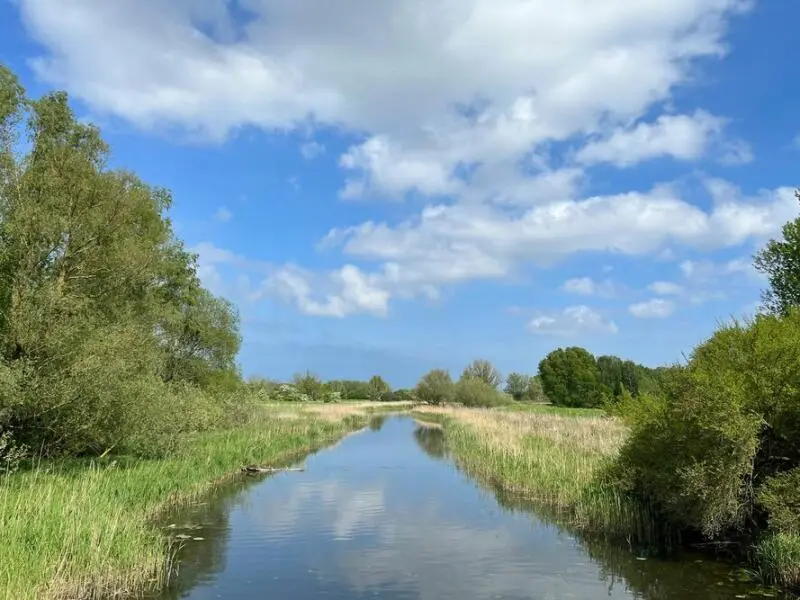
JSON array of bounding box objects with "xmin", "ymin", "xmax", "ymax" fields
[
  {"xmin": 414, "ymin": 405, "xmax": 661, "ymax": 544},
  {"xmin": 0, "ymin": 403, "xmax": 381, "ymax": 600}
]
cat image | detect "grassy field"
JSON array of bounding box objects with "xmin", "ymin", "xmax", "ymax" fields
[
  {"xmin": 0, "ymin": 402, "xmax": 401, "ymax": 600},
  {"xmin": 413, "ymin": 404, "xmax": 664, "ymax": 545}
]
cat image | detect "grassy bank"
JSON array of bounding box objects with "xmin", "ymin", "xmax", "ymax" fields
[
  {"xmin": 413, "ymin": 405, "xmax": 663, "ymax": 544},
  {"xmin": 0, "ymin": 403, "xmax": 389, "ymax": 600}
]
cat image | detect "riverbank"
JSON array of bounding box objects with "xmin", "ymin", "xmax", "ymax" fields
[
  {"xmin": 0, "ymin": 403, "xmax": 387, "ymax": 600},
  {"xmin": 414, "ymin": 405, "xmax": 797, "ymax": 594},
  {"xmin": 413, "ymin": 405, "xmax": 660, "ymax": 543}
]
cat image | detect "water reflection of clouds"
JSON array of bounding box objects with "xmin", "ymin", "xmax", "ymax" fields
[
  {"xmin": 248, "ymin": 478, "xmax": 386, "ymax": 541},
  {"xmin": 245, "ymin": 475, "xmax": 633, "ymax": 600}
]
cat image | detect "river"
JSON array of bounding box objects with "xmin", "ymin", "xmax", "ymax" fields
[{"xmin": 151, "ymin": 415, "xmax": 787, "ymax": 599}]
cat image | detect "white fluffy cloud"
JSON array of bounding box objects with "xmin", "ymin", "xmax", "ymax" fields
[
  {"xmin": 17, "ymin": 0, "xmax": 793, "ymax": 321},
  {"xmin": 528, "ymin": 306, "xmax": 618, "ymax": 336},
  {"xmin": 575, "ymin": 111, "xmax": 727, "ymax": 167},
  {"xmin": 265, "ymin": 265, "xmax": 391, "ymax": 318},
  {"xmin": 629, "ymin": 298, "xmax": 677, "ymax": 319}
]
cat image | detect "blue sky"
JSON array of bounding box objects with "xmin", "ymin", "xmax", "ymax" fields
[{"xmin": 1, "ymin": 0, "xmax": 799, "ymax": 386}]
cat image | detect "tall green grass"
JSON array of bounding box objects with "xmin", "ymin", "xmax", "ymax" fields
[
  {"xmin": 753, "ymin": 533, "xmax": 800, "ymax": 590},
  {"xmin": 0, "ymin": 409, "xmax": 367, "ymax": 600}
]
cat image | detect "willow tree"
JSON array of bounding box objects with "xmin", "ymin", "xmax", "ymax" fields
[{"xmin": 0, "ymin": 64, "xmax": 241, "ymax": 456}]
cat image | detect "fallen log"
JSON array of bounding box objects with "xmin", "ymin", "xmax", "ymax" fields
[{"xmin": 241, "ymin": 465, "xmax": 305, "ymax": 474}]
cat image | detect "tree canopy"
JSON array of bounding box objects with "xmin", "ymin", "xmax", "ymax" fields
[
  {"xmin": 755, "ymin": 191, "xmax": 800, "ymax": 316},
  {"xmin": 538, "ymin": 347, "xmax": 607, "ymax": 408},
  {"xmin": 0, "ymin": 64, "xmax": 242, "ymax": 457},
  {"xmin": 461, "ymin": 359, "xmax": 502, "ymax": 388}
]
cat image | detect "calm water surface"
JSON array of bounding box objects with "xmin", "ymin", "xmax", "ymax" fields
[{"xmin": 153, "ymin": 416, "xmax": 787, "ymax": 600}]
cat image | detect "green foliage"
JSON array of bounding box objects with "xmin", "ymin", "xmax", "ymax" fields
[
  {"xmin": 614, "ymin": 312, "xmax": 800, "ymax": 540},
  {"xmin": 461, "ymin": 359, "xmax": 502, "ymax": 388},
  {"xmin": 596, "ymin": 356, "xmax": 640, "ymax": 397},
  {"xmin": 504, "ymin": 373, "xmax": 547, "ymax": 402},
  {"xmin": 754, "ymin": 190, "xmax": 800, "ymax": 316},
  {"xmin": 504, "ymin": 372, "xmax": 530, "ymax": 401},
  {"xmin": 455, "ymin": 377, "xmax": 510, "ymax": 407},
  {"xmin": 538, "ymin": 347, "xmax": 608, "ymax": 408},
  {"xmin": 0, "ymin": 430, "xmax": 26, "ymax": 474},
  {"xmin": 525, "ymin": 375, "xmax": 547, "ymax": 403},
  {"xmin": 753, "ymin": 533, "xmax": 800, "ymax": 589},
  {"xmin": 0, "ymin": 64, "xmax": 243, "ymax": 457},
  {"xmin": 759, "ymin": 469, "xmax": 800, "ymax": 536},
  {"xmin": 291, "ymin": 371, "xmax": 327, "ymax": 401},
  {"xmin": 415, "ymin": 369, "xmax": 455, "ymax": 405},
  {"xmin": 368, "ymin": 375, "xmax": 391, "ymax": 401},
  {"xmin": 382, "ymin": 388, "xmax": 417, "ymax": 403},
  {"xmin": 327, "ymin": 379, "xmax": 372, "ymax": 400}
]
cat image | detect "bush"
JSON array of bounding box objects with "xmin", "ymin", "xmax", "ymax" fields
[
  {"xmin": 613, "ymin": 312, "xmax": 800, "ymax": 539},
  {"xmin": 0, "ymin": 431, "xmax": 26, "ymax": 474},
  {"xmin": 455, "ymin": 377, "xmax": 510, "ymax": 407},
  {"xmin": 382, "ymin": 389, "xmax": 417, "ymax": 403},
  {"xmin": 759, "ymin": 469, "xmax": 800, "ymax": 536},
  {"xmin": 415, "ymin": 370, "xmax": 455, "ymax": 405}
]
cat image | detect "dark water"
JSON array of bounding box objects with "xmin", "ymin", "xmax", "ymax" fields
[{"xmin": 153, "ymin": 416, "xmax": 786, "ymax": 600}]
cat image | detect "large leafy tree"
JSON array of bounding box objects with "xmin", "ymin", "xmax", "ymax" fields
[
  {"xmin": 538, "ymin": 347, "xmax": 607, "ymax": 408},
  {"xmin": 0, "ymin": 64, "xmax": 242, "ymax": 456},
  {"xmin": 755, "ymin": 190, "xmax": 800, "ymax": 316}
]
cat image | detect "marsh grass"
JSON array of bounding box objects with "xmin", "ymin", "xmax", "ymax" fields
[
  {"xmin": 414, "ymin": 405, "xmax": 666, "ymax": 546},
  {"xmin": 0, "ymin": 403, "xmax": 378, "ymax": 600},
  {"xmin": 753, "ymin": 533, "xmax": 800, "ymax": 590}
]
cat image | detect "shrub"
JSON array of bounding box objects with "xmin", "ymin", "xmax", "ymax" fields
[
  {"xmin": 455, "ymin": 377, "xmax": 510, "ymax": 407},
  {"xmin": 415, "ymin": 370, "xmax": 455, "ymax": 405},
  {"xmin": 613, "ymin": 311, "xmax": 800, "ymax": 539},
  {"xmin": 759, "ymin": 469, "xmax": 800, "ymax": 536},
  {"xmin": 0, "ymin": 431, "xmax": 26, "ymax": 474},
  {"xmin": 382, "ymin": 389, "xmax": 417, "ymax": 403}
]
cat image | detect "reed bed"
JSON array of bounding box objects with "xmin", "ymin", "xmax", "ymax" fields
[{"xmin": 414, "ymin": 405, "xmax": 663, "ymax": 544}]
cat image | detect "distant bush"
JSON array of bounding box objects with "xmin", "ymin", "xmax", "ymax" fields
[
  {"xmin": 455, "ymin": 377, "xmax": 510, "ymax": 407},
  {"xmin": 382, "ymin": 389, "xmax": 417, "ymax": 403},
  {"xmin": 504, "ymin": 373, "xmax": 547, "ymax": 403},
  {"xmin": 368, "ymin": 375, "xmax": 391, "ymax": 401},
  {"xmin": 415, "ymin": 370, "xmax": 455, "ymax": 405}
]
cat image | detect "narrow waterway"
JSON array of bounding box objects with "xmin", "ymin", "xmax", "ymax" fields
[{"xmin": 152, "ymin": 416, "xmax": 787, "ymax": 599}]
